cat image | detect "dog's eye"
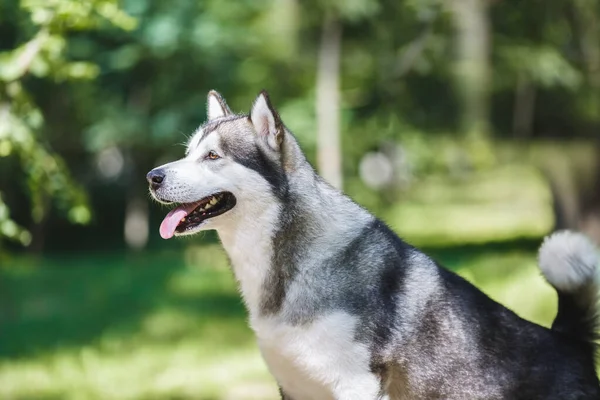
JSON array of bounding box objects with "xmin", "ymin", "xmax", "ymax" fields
[{"xmin": 206, "ymin": 151, "xmax": 220, "ymax": 160}]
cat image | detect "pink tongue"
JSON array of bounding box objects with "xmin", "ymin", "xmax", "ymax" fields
[{"xmin": 159, "ymin": 203, "xmax": 200, "ymax": 239}]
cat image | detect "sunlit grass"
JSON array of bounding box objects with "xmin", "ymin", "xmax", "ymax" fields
[
  {"xmin": 0, "ymin": 343, "xmax": 276, "ymax": 400},
  {"xmin": 385, "ymin": 165, "xmax": 554, "ymax": 246},
  {"xmin": 0, "ymin": 242, "xmax": 557, "ymax": 399}
]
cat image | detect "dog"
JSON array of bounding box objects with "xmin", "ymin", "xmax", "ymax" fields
[{"xmin": 147, "ymin": 90, "xmax": 600, "ymax": 399}]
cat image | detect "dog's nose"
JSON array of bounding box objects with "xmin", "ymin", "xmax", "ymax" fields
[{"xmin": 146, "ymin": 169, "xmax": 165, "ymax": 189}]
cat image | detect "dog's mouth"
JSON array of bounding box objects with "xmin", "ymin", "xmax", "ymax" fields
[{"xmin": 159, "ymin": 192, "xmax": 236, "ymax": 239}]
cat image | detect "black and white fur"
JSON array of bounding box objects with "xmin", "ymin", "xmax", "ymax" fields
[{"xmin": 148, "ymin": 90, "xmax": 600, "ymax": 399}]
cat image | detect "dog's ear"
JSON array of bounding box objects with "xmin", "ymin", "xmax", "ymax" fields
[
  {"xmin": 250, "ymin": 90, "xmax": 283, "ymax": 151},
  {"xmin": 207, "ymin": 90, "xmax": 232, "ymax": 120}
]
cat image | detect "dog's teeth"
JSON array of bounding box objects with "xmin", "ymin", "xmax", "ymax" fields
[
  {"xmin": 210, "ymin": 198, "xmax": 218, "ymax": 205},
  {"xmin": 180, "ymin": 218, "xmax": 185, "ymax": 222}
]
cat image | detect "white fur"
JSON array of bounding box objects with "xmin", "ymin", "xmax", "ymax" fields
[
  {"xmin": 250, "ymin": 93, "xmax": 280, "ymax": 151},
  {"xmin": 207, "ymin": 92, "xmax": 227, "ymax": 120},
  {"xmin": 254, "ymin": 312, "xmax": 382, "ymax": 400},
  {"xmin": 185, "ymin": 127, "xmax": 203, "ymax": 156},
  {"xmin": 217, "ymin": 192, "xmax": 280, "ymax": 312},
  {"xmin": 153, "ymin": 139, "xmax": 227, "ymax": 205},
  {"xmin": 538, "ymin": 230, "xmax": 599, "ymax": 292}
]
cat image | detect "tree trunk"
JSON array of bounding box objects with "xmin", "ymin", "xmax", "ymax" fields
[
  {"xmin": 576, "ymin": 145, "xmax": 600, "ymax": 242},
  {"xmin": 447, "ymin": 0, "xmax": 491, "ymax": 139},
  {"xmin": 570, "ymin": 0, "xmax": 600, "ymax": 242},
  {"xmin": 512, "ymin": 74, "xmax": 536, "ymax": 138},
  {"xmin": 28, "ymin": 196, "xmax": 50, "ymax": 255},
  {"xmin": 574, "ymin": 0, "xmax": 600, "ymax": 89},
  {"xmin": 124, "ymin": 193, "xmax": 149, "ymax": 251},
  {"xmin": 539, "ymin": 142, "xmax": 600, "ymax": 243},
  {"xmin": 316, "ymin": 13, "xmax": 343, "ymax": 190}
]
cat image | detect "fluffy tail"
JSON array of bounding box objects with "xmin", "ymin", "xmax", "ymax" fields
[{"xmin": 538, "ymin": 231, "xmax": 599, "ymax": 343}]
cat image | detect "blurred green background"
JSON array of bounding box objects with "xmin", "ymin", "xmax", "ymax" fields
[{"xmin": 1, "ymin": 0, "xmax": 599, "ymax": 399}]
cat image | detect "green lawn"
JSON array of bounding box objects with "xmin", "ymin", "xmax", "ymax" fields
[{"xmin": 0, "ymin": 242, "xmax": 557, "ymax": 399}]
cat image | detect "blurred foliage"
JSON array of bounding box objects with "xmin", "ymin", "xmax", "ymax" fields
[
  {"xmin": 0, "ymin": 0, "xmax": 599, "ymax": 249},
  {"xmin": 0, "ymin": 0, "xmax": 135, "ymax": 246}
]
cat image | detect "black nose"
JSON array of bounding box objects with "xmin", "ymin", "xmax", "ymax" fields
[{"xmin": 146, "ymin": 169, "xmax": 165, "ymax": 189}]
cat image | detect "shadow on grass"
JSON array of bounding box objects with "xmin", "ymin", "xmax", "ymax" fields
[
  {"xmin": 422, "ymin": 237, "xmax": 542, "ymax": 272},
  {"xmin": 0, "ymin": 249, "xmax": 247, "ymax": 360}
]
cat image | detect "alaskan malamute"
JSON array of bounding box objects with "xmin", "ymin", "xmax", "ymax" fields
[{"xmin": 147, "ymin": 90, "xmax": 600, "ymax": 399}]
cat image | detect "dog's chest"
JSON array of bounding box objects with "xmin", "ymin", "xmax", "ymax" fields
[{"xmin": 251, "ymin": 312, "xmax": 376, "ymax": 400}]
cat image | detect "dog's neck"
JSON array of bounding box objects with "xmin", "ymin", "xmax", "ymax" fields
[
  {"xmin": 216, "ymin": 192, "xmax": 280, "ymax": 315},
  {"xmin": 216, "ymin": 166, "xmax": 372, "ymax": 318}
]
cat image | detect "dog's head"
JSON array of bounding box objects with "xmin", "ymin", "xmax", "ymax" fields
[{"xmin": 147, "ymin": 90, "xmax": 296, "ymax": 239}]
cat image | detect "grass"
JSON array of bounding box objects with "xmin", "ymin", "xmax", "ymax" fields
[
  {"xmin": 383, "ymin": 165, "xmax": 555, "ymax": 246},
  {"xmin": 0, "ymin": 241, "xmax": 557, "ymax": 399}
]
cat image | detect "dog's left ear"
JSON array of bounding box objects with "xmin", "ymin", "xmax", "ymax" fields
[
  {"xmin": 250, "ymin": 90, "xmax": 283, "ymax": 151},
  {"xmin": 207, "ymin": 90, "xmax": 232, "ymax": 120}
]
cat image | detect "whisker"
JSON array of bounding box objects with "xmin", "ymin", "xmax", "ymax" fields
[{"xmin": 172, "ymin": 130, "xmax": 192, "ymax": 148}]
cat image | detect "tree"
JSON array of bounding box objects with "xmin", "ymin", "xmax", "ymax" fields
[
  {"xmin": 0, "ymin": 0, "xmax": 135, "ymax": 250},
  {"xmin": 316, "ymin": 12, "xmax": 343, "ymax": 189}
]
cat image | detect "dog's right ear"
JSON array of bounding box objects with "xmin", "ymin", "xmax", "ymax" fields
[
  {"xmin": 250, "ymin": 90, "xmax": 284, "ymax": 152},
  {"xmin": 207, "ymin": 90, "xmax": 232, "ymax": 120}
]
